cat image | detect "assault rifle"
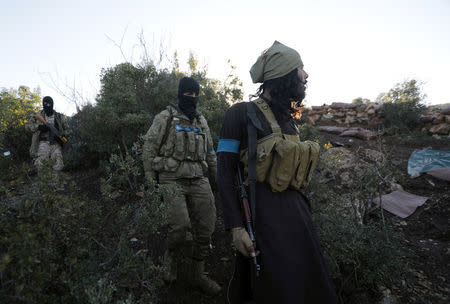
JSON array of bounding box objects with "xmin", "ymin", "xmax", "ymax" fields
[
  {"xmin": 236, "ymin": 165, "xmax": 260, "ymax": 277},
  {"xmin": 35, "ymin": 113, "xmax": 68, "ymax": 145}
]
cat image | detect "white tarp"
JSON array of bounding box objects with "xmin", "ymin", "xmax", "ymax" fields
[{"xmin": 374, "ymin": 190, "xmax": 428, "ymax": 218}]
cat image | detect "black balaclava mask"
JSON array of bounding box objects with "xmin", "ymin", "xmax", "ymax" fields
[
  {"xmin": 178, "ymin": 77, "xmax": 200, "ymax": 121},
  {"xmin": 42, "ymin": 96, "xmax": 54, "ymax": 116}
]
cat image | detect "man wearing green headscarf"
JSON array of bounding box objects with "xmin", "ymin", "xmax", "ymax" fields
[{"xmin": 217, "ymin": 41, "xmax": 338, "ymax": 303}]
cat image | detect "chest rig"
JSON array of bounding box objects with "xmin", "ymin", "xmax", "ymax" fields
[
  {"xmin": 38, "ymin": 111, "xmax": 62, "ymax": 142},
  {"xmin": 240, "ymin": 99, "xmax": 320, "ymax": 192},
  {"xmin": 153, "ymin": 105, "xmax": 208, "ymax": 178},
  {"xmin": 160, "ymin": 106, "xmax": 207, "ymax": 161}
]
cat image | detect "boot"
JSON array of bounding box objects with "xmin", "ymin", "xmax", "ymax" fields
[
  {"xmin": 163, "ymin": 250, "xmax": 178, "ymax": 284},
  {"xmin": 191, "ymin": 260, "xmax": 222, "ymax": 296}
]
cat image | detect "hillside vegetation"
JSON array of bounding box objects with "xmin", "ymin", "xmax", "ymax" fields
[{"xmin": 1, "ymin": 57, "xmax": 448, "ymax": 303}]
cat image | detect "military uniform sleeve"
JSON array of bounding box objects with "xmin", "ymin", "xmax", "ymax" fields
[
  {"xmin": 201, "ymin": 116, "xmax": 217, "ymax": 180},
  {"xmin": 25, "ymin": 113, "xmax": 40, "ymax": 132},
  {"xmin": 142, "ymin": 110, "xmax": 170, "ymax": 180},
  {"xmin": 217, "ymin": 102, "xmax": 248, "ymax": 230}
]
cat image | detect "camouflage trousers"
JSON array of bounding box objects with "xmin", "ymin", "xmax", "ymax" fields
[
  {"xmin": 34, "ymin": 141, "xmax": 64, "ymax": 171},
  {"xmin": 159, "ymin": 175, "xmax": 216, "ymax": 261}
]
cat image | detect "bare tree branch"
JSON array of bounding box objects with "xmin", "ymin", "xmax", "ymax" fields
[
  {"xmin": 105, "ymin": 25, "xmax": 130, "ymax": 62},
  {"xmin": 39, "ymin": 67, "xmax": 92, "ymax": 113}
]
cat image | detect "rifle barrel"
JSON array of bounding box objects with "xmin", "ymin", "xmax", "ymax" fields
[{"xmin": 237, "ymin": 165, "xmax": 261, "ymax": 276}]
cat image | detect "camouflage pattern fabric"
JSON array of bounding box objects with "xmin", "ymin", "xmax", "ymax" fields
[
  {"xmin": 34, "ymin": 141, "xmax": 64, "ymax": 171},
  {"xmin": 159, "ymin": 175, "xmax": 216, "ymax": 260},
  {"xmin": 25, "ymin": 110, "xmax": 67, "ymax": 159},
  {"xmin": 142, "ymin": 105, "xmax": 217, "ymax": 180},
  {"xmin": 142, "ymin": 104, "xmax": 217, "ymax": 260}
]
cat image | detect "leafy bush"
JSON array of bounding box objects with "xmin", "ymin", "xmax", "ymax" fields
[
  {"xmin": 306, "ymin": 149, "xmax": 406, "ymax": 303},
  {"xmin": 352, "ymin": 97, "xmax": 371, "ymax": 104},
  {"xmin": 378, "ymin": 79, "xmax": 427, "ymax": 134},
  {"xmin": 0, "ymin": 140, "xmax": 169, "ymax": 303},
  {"xmin": 382, "ymin": 102, "xmax": 426, "ymax": 134},
  {"xmin": 0, "ymin": 86, "xmax": 40, "ymax": 160},
  {"xmin": 298, "ymin": 123, "xmax": 320, "ymax": 142},
  {"xmin": 314, "ymin": 207, "xmax": 405, "ymax": 302},
  {"xmin": 66, "ymin": 58, "xmax": 240, "ymax": 169},
  {"xmin": 0, "ymin": 154, "xmax": 14, "ymax": 180}
]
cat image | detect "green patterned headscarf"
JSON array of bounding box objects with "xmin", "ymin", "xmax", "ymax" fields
[{"xmin": 250, "ymin": 41, "xmax": 303, "ymax": 83}]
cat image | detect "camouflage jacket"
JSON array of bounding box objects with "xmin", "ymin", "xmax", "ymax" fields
[
  {"xmin": 142, "ymin": 104, "xmax": 217, "ymax": 180},
  {"xmin": 25, "ymin": 110, "xmax": 68, "ymax": 157}
]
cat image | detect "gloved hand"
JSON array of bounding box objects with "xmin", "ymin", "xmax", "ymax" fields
[
  {"xmin": 38, "ymin": 124, "xmax": 50, "ymax": 132},
  {"xmin": 231, "ymin": 227, "xmax": 256, "ymax": 258}
]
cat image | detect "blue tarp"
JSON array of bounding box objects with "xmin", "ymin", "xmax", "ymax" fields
[{"xmin": 407, "ymin": 149, "xmax": 450, "ymax": 177}]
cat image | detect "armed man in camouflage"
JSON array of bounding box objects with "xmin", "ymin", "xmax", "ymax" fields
[
  {"xmin": 25, "ymin": 96, "xmax": 68, "ymax": 173},
  {"xmin": 142, "ymin": 77, "xmax": 220, "ymax": 295}
]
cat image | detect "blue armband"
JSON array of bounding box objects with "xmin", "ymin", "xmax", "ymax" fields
[{"xmin": 217, "ymin": 139, "xmax": 240, "ymax": 154}]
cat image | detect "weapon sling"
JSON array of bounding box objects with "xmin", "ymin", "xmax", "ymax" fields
[
  {"xmin": 246, "ymin": 102, "xmax": 262, "ymax": 232},
  {"xmin": 157, "ymin": 106, "xmax": 174, "ymax": 154}
]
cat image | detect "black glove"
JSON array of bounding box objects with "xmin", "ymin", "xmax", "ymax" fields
[{"xmin": 38, "ymin": 124, "xmax": 50, "ymax": 132}]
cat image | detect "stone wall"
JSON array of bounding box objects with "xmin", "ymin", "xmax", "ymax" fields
[{"xmin": 303, "ymin": 103, "xmax": 450, "ymax": 136}]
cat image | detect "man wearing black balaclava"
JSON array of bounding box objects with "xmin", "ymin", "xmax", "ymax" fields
[
  {"xmin": 25, "ymin": 96, "xmax": 68, "ymax": 172},
  {"xmin": 142, "ymin": 77, "xmax": 221, "ymax": 296},
  {"xmin": 178, "ymin": 76, "xmax": 200, "ymax": 121}
]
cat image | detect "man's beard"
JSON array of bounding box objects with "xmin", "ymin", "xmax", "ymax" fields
[
  {"xmin": 270, "ymin": 83, "xmax": 306, "ymax": 121},
  {"xmin": 292, "ymin": 82, "xmax": 306, "ymax": 104}
]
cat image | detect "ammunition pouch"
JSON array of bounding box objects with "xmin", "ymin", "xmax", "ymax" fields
[
  {"xmin": 160, "ymin": 112, "xmax": 208, "ymax": 163},
  {"xmin": 152, "ymin": 156, "xmax": 205, "ymax": 178},
  {"xmin": 152, "ymin": 107, "xmax": 210, "ymax": 179},
  {"xmin": 241, "ymin": 99, "xmax": 320, "ymax": 192}
]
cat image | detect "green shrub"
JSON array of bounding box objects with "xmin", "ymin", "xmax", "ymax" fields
[
  {"xmin": 352, "ymin": 97, "xmax": 371, "ymax": 104},
  {"xmin": 382, "ymin": 102, "xmax": 426, "ymax": 134},
  {"xmin": 0, "ymin": 141, "xmax": 168, "ymax": 303},
  {"xmin": 313, "ymin": 205, "xmax": 405, "ymax": 302},
  {"xmin": 0, "ymin": 86, "xmax": 40, "ymax": 161},
  {"xmin": 0, "ymin": 155, "xmax": 13, "ymax": 181},
  {"xmin": 378, "ymin": 79, "xmax": 427, "ymax": 134},
  {"xmin": 298, "ymin": 123, "xmax": 320, "ymax": 142},
  {"xmin": 66, "ymin": 59, "xmax": 239, "ymax": 169},
  {"xmin": 306, "ymin": 150, "xmax": 406, "ymax": 303}
]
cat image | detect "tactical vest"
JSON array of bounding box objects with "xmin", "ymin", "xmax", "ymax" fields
[
  {"xmin": 39, "ymin": 112, "xmax": 56, "ymax": 141},
  {"xmin": 30, "ymin": 111, "xmax": 64, "ymax": 157},
  {"xmin": 152, "ymin": 105, "xmax": 209, "ymax": 178},
  {"xmin": 240, "ymin": 99, "xmax": 320, "ymax": 192}
]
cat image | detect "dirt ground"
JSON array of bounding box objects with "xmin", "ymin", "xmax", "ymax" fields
[
  {"xmin": 379, "ymin": 135, "xmax": 449, "ymax": 304},
  {"xmin": 78, "ymin": 133, "xmax": 450, "ymax": 304},
  {"xmin": 319, "ymin": 132, "xmax": 449, "ymax": 304}
]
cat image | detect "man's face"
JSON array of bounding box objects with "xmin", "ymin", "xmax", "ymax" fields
[
  {"xmin": 291, "ymin": 68, "xmax": 308, "ymax": 102},
  {"xmin": 298, "ymin": 68, "xmax": 308, "ymax": 85}
]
